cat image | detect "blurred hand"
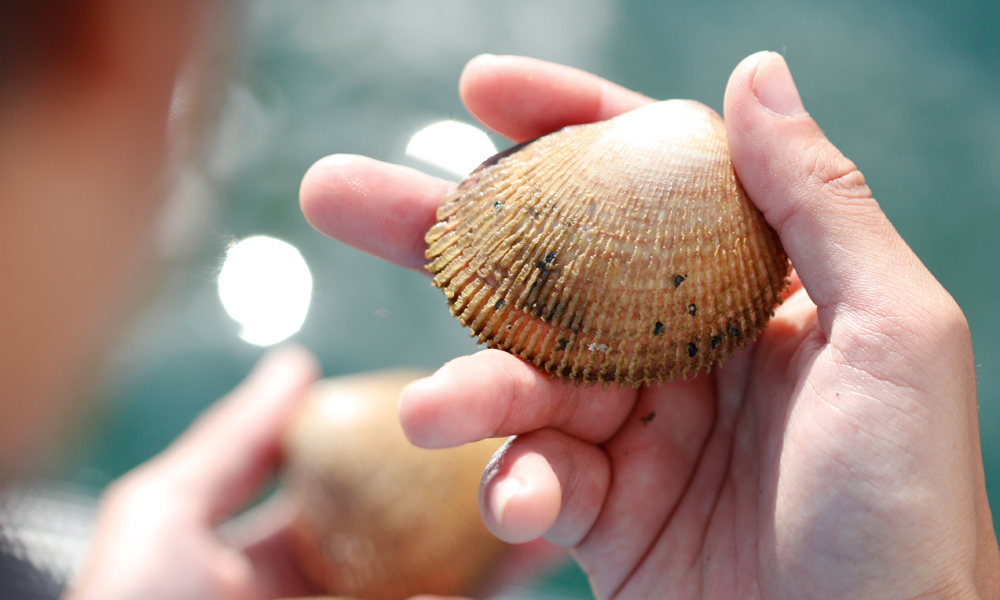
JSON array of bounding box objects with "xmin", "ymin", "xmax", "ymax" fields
[
  {"xmin": 64, "ymin": 345, "xmax": 324, "ymax": 600},
  {"xmin": 300, "ymin": 52, "xmax": 1000, "ymax": 599},
  {"xmin": 62, "ymin": 342, "xmax": 565, "ymax": 600}
]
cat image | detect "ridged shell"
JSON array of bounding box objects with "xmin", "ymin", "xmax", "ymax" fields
[
  {"xmin": 282, "ymin": 370, "xmax": 507, "ymax": 600},
  {"xmin": 425, "ymin": 100, "xmax": 790, "ymax": 386}
]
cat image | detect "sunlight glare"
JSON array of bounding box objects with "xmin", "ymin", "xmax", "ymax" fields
[
  {"xmin": 217, "ymin": 236, "xmax": 313, "ymax": 346},
  {"xmin": 405, "ymin": 120, "xmax": 496, "ymax": 179}
]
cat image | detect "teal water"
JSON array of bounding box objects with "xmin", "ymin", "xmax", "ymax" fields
[{"xmin": 67, "ymin": 1, "xmax": 1000, "ymax": 596}]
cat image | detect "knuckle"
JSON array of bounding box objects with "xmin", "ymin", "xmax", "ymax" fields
[
  {"xmin": 103, "ymin": 469, "xmax": 144, "ymax": 498},
  {"xmin": 97, "ymin": 472, "xmax": 149, "ymax": 514},
  {"xmin": 101, "ymin": 458, "xmax": 177, "ymax": 507},
  {"xmin": 803, "ymin": 138, "xmax": 873, "ymax": 202},
  {"xmin": 852, "ymin": 284, "xmax": 970, "ymax": 376},
  {"xmin": 916, "ymin": 291, "xmax": 970, "ymax": 345}
]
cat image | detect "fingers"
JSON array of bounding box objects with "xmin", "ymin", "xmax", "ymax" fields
[
  {"xmin": 302, "ymin": 57, "xmax": 651, "ymax": 273},
  {"xmin": 460, "ymin": 54, "xmax": 654, "ymax": 142},
  {"xmin": 472, "ymin": 374, "xmax": 717, "ymax": 554},
  {"xmin": 300, "ymin": 154, "xmax": 455, "ymax": 273},
  {"xmin": 69, "ymin": 350, "xmax": 319, "ymax": 600},
  {"xmin": 724, "ymin": 52, "xmax": 942, "ymax": 322},
  {"xmin": 398, "ymin": 349, "xmax": 636, "ymax": 449},
  {"xmin": 222, "ymin": 493, "xmax": 322, "ymax": 599},
  {"xmin": 480, "ymin": 430, "xmax": 609, "ymax": 546},
  {"xmin": 150, "ymin": 344, "xmax": 319, "ymax": 522}
]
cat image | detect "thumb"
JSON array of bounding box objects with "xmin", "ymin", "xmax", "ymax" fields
[
  {"xmin": 724, "ymin": 51, "xmax": 940, "ymax": 328},
  {"xmin": 151, "ymin": 344, "xmax": 320, "ymax": 523}
]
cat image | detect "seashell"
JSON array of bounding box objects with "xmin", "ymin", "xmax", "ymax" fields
[
  {"xmin": 425, "ymin": 100, "xmax": 790, "ymax": 386},
  {"xmin": 282, "ymin": 370, "xmax": 507, "ymax": 600}
]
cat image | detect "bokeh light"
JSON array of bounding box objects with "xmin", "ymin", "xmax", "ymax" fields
[
  {"xmin": 217, "ymin": 236, "xmax": 313, "ymax": 346},
  {"xmin": 405, "ymin": 120, "xmax": 496, "ymax": 179}
]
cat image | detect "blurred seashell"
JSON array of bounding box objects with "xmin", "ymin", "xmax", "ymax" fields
[
  {"xmin": 282, "ymin": 370, "xmax": 507, "ymax": 600},
  {"xmin": 425, "ymin": 100, "xmax": 790, "ymax": 386}
]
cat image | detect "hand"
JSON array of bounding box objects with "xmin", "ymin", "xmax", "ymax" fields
[
  {"xmin": 64, "ymin": 345, "xmax": 324, "ymax": 600},
  {"xmin": 300, "ymin": 53, "xmax": 1000, "ymax": 598},
  {"xmin": 63, "ymin": 342, "xmax": 565, "ymax": 600}
]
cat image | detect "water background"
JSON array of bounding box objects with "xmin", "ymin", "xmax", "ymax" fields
[{"xmin": 61, "ymin": 1, "xmax": 1000, "ymax": 597}]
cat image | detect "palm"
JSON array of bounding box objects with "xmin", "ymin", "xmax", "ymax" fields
[{"xmin": 578, "ymin": 285, "xmax": 953, "ymax": 599}]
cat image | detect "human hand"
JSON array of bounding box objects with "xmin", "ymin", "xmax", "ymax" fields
[
  {"xmin": 64, "ymin": 345, "xmax": 325, "ymax": 600},
  {"xmin": 300, "ymin": 53, "xmax": 1000, "ymax": 598}
]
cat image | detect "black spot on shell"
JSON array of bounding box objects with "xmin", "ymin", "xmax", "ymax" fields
[
  {"xmin": 545, "ymin": 251, "xmax": 556, "ymax": 264},
  {"xmin": 558, "ymin": 338, "xmax": 569, "ymax": 350},
  {"xmin": 687, "ymin": 342, "xmax": 698, "ymax": 357},
  {"xmin": 729, "ymin": 327, "xmax": 741, "ymax": 337},
  {"xmin": 674, "ymin": 275, "xmax": 685, "ymax": 288},
  {"xmin": 711, "ymin": 335, "xmax": 722, "ymax": 349},
  {"xmin": 536, "ymin": 303, "xmax": 558, "ymax": 322},
  {"xmin": 688, "ymin": 304, "xmax": 697, "ymax": 316},
  {"xmin": 653, "ymin": 321, "xmax": 664, "ymax": 335},
  {"xmin": 494, "ymin": 299, "xmax": 505, "ymax": 310},
  {"xmin": 535, "ymin": 260, "xmax": 552, "ymax": 283},
  {"xmin": 640, "ymin": 412, "xmax": 656, "ymax": 426}
]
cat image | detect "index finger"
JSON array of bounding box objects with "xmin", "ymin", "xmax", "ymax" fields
[
  {"xmin": 460, "ymin": 54, "xmax": 655, "ymax": 142},
  {"xmin": 148, "ymin": 345, "xmax": 319, "ymax": 523},
  {"xmin": 300, "ymin": 155, "xmax": 455, "ymax": 273},
  {"xmin": 301, "ymin": 56, "xmax": 653, "ymax": 272}
]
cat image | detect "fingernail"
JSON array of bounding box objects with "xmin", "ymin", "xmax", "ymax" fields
[
  {"xmin": 752, "ymin": 52, "xmax": 807, "ymax": 118},
  {"xmin": 489, "ymin": 474, "xmax": 526, "ymax": 529}
]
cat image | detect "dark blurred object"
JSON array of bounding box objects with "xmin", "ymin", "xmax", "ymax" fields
[
  {"xmin": 0, "ymin": 1, "xmax": 88, "ymax": 89},
  {"xmin": 0, "ymin": 483, "xmax": 97, "ymax": 600},
  {"xmin": 0, "ymin": 546, "xmax": 62, "ymax": 600}
]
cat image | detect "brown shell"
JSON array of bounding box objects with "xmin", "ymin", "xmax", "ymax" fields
[
  {"xmin": 425, "ymin": 100, "xmax": 790, "ymax": 386},
  {"xmin": 282, "ymin": 370, "xmax": 507, "ymax": 600}
]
